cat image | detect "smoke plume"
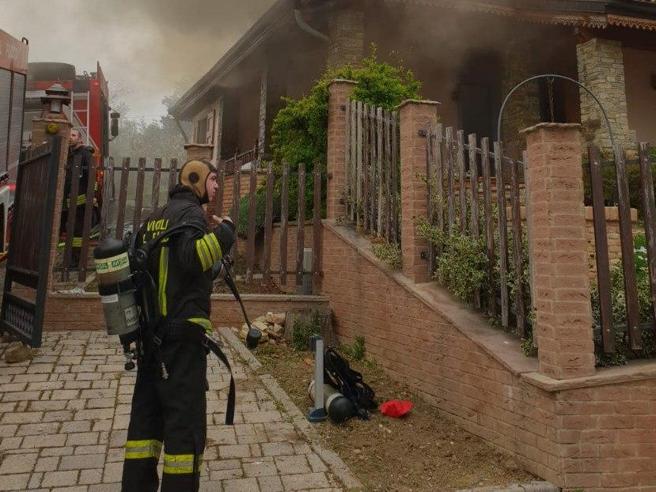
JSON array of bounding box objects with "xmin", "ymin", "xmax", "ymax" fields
[{"xmin": 1, "ymin": 0, "xmax": 276, "ymax": 119}]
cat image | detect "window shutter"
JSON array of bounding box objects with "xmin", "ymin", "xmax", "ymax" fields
[{"xmin": 206, "ymin": 110, "xmax": 215, "ymax": 145}]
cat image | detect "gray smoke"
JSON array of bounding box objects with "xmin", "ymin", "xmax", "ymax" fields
[{"xmin": 1, "ymin": 0, "xmax": 276, "ymax": 118}]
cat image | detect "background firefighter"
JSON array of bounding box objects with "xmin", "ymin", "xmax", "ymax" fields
[
  {"xmin": 61, "ymin": 128, "xmax": 99, "ymax": 265},
  {"xmin": 121, "ymin": 159, "xmax": 235, "ymax": 492}
]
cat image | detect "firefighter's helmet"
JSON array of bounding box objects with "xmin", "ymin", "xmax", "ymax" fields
[{"xmin": 179, "ymin": 159, "xmax": 217, "ymax": 203}]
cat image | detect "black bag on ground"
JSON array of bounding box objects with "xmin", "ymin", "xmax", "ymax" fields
[{"xmin": 323, "ymin": 347, "xmax": 377, "ymax": 420}]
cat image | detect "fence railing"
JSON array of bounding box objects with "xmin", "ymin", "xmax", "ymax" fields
[
  {"xmin": 344, "ymin": 99, "xmax": 400, "ymax": 244},
  {"xmin": 220, "ymin": 146, "xmax": 258, "ymax": 175},
  {"xmin": 588, "ymin": 142, "xmax": 656, "ymax": 356},
  {"xmin": 425, "ymin": 125, "xmax": 529, "ymax": 338},
  {"xmin": 59, "ymin": 156, "xmax": 323, "ymax": 293}
]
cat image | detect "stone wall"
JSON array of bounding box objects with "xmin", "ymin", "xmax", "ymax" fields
[
  {"xmin": 327, "ymin": 5, "xmax": 365, "ymax": 68},
  {"xmin": 576, "ymin": 38, "xmax": 637, "ymax": 153}
]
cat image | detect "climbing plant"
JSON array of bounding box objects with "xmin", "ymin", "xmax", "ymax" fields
[{"xmin": 237, "ymin": 49, "xmax": 422, "ymax": 233}]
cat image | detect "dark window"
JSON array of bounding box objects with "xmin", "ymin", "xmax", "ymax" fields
[
  {"xmin": 195, "ymin": 118, "xmax": 208, "ymax": 144},
  {"xmin": 538, "ymin": 78, "xmax": 567, "ymax": 123}
]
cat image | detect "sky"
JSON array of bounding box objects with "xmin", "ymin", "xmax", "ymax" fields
[{"xmin": 1, "ymin": 0, "xmax": 276, "ymax": 121}]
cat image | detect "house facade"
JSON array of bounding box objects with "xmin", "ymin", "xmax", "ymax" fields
[{"xmin": 170, "ymin": 0, "xmax": 656, "ymax": 161}]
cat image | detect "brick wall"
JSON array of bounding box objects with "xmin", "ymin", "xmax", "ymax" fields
[
  {"xmin": 321, "ymin": 76, "xmax": 656, "ymax": 490},
  {"xmin": 321, "ymin": 220, "xmax": 656, "ymax": 490},
  {"xmin": 551, "ymin": 378, "xmax": 656, "ymax": 490},
  {"xmin": 42, "ymin": 293, "xmax": 328, "ymax": 331},
  {"xmin": 218, "ymin": 173, "xmax": 267, "ymax": 217}
]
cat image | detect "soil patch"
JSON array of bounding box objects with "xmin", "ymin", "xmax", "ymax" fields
[{"xmin": 254, "ymin": 341, "xmax": 535, "ymax": 491}]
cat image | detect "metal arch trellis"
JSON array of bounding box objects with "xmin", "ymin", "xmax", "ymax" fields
[{"xmin": 496, "ymin": 73, "xmax": 616, "ymax": 152}]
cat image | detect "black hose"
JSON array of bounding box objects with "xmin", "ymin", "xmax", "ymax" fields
[{"xmin": 221, "ymin": 260, "xmax": 252, "ymax": 327}]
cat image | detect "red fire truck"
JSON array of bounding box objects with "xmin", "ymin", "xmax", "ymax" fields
[
  {"xmin": 24, "ymin": 60, "xmax": 119, "ymax": 211},
  {"xmin": 0, "ymin": 29, "xmax": 29, "ymax": 257}
]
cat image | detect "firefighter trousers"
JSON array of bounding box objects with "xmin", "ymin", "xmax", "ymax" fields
[{"xmin": 121, "ymin": 337, "xmax": 207, "ymax": 492}]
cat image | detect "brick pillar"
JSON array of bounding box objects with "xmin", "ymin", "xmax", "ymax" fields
[
  {"xmin": 32, "ymin": 115, "xmax": 72, "ymax": 292},
  {"xmin": 326, "ymin": 79, "xmax": 356, "ymax": 221},
  {"xmin": 398, "ymin": 100, "xmax": 439, "ymax": 284},
  {"xmin": 184, "ymin": 143, "xmax": 214, "ymax": 162},
  {"xmin": 522, "ymin": 123, "xmax": 595, "ymax": 379},
  {"xmin": 577, "ymin": 38, "xmax": 636, "ymax": 154}
]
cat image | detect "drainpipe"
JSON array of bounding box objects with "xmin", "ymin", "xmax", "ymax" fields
[{"xmin": 293, "ymin": 9, "xmax": 329, "ymax": 42}]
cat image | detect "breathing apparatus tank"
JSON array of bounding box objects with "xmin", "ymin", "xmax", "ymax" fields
[
  {"xmin": 93, "ymin": 238, "xmax": 140, "ymax": 339},
  {"xmin": 308, "ymin": 380, "xmax": 356, "ymax": 424}
]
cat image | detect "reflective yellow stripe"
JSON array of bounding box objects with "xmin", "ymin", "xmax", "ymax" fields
[
  {"xmin": 125, "ymin": 439, "xmax": 162, "ymax": 460},
  {"xmin": 57, "ymin": 230, "xmax": 101, "ymax": 250},
  {"xmin": 202, "ymin": 237, "xmax": 218, "ymax": 264},
  {"xmin": 162, "ymin": 453, "xmax": 203, "ymax": 475},
  {"xmin": 205, "ymin": 232, "xmax": 222, "ymax": 263},
  {"xmin": 158, "ymin": 247, "xmax": 169, "ymax": 316},
  {"xmin": 195, "ymin": 239, "xmax": 212, "ymax": 271},
  {"xmin": 188, "ymin": 317, "xmax": 213, "ymax": 335},
  {"xmin": 62, "ymin": 194, "xmax": 86, "ymax": 210}
]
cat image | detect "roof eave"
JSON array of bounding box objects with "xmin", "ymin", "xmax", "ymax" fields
[{"xmin": 170, "ymin": 0, "xmax": 294, "ymax": 119}]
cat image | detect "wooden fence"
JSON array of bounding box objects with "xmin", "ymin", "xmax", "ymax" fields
[
  {"xmin": 425, "ymin": 125, "xmax": 529, "ymax": 337},
  {"xmin": 588, "ymin": 142, "xmax": 656, "ymax": 355},
  {"xmin": 344, "ymin": 99, "xmax": 400, "ymax": 244},
  {"xmin": 59, "ymin": 157, "xmax": 323, "ymax": 293}
]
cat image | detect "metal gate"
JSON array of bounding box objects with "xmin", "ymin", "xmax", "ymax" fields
[{"xmin": 0, "ymin": 137, "xmax": 62, "ymax": 347}]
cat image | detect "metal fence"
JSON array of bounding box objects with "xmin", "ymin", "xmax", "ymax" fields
[
  {"xmin": 1, "ymin": 139, "xmax": 61, "ymax": 347},
  {"xmin": 344, "ymin": 99, "xmax": 401, "ymax": 244}
]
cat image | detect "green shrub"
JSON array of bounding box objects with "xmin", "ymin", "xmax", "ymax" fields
[
  {"xmin": 591, "ymin": 233, "xmax": 656, "ymax": 366},
  {"xmin": 341, "ymin": 336, "xmax": 366, "ymax": 361},
  {"xmin": 416, "ymin": 196, "xmax": 534, "ymax": 348},
  {"xmin": 436, "ymin": 232, "xmax": 488, "ymax": 303},
  {"xmin": 269, "ymin": 48, "xmax": 421, "ymax": 219},
  {"xmin": 372, "ymin": 241, "xmax": 402, "ymax": 270},
  {"xmin": 236, "ymin": 183, "xmax": 280, "ymax": 238},
  {"xmin": 291, "ymin": 311, "xmax": 323, "ymax": 351}
]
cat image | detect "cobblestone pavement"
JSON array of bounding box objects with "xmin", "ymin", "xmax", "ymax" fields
[{"xmin": 0, "ymin": 331, "xmax": 354, "ymax": 491}]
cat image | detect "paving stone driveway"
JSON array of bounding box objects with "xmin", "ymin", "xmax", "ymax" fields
[{"xmin": 0, "ymin": 330, "xmax": 356, "ymax": 491}]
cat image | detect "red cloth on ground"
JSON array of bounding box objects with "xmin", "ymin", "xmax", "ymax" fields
[{"xmin": 379, "ymin": 400, "xmax": 413, "ymax": 418}]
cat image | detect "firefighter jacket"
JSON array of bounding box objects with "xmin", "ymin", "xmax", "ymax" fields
[
  {"xmin": 64, "ymin": 144, "xmax": 94, "ymax": 208},
  {"xmin": 136, "ymin": 185, "xmax": 235, "ymax": 333}
]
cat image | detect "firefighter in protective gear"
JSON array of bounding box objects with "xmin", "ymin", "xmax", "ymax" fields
[
  {"xmin": 121, "ymin": 159, "xmax": 235, "ymax": 492},
  {"xmin": 60, "ymin": 129, "xmax": 99, "ymax": 264}
]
